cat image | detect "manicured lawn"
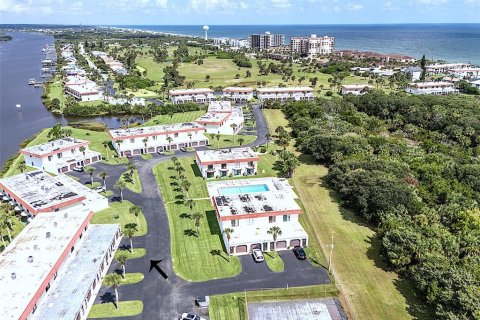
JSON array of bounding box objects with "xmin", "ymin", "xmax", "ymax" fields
[
  {"xmin": 264, "ymin": 251, "xmax": 284, "ymax": 272},
  {"xmin": 153, "ymin": 160, "xmax": 242, "ymax": 281},
  {"xmin": 209, "ymin": 285, "xmax": 339, "ymax": 320},
  {"xmin": 88, "ymin": 300, "xmax": 143, "ymax": 318},
  {"xmin": 143, "ymin": 110, "xmax": 205, "ymax": 126},
  {"xmin": 118, "ymin": 169, "xmax": 142, "ymax": 193},
  {"xmin": 292, "ymin": 164, "xmax": 427, "ymax": 320},
  {"xmin": 262, "ymin": 109, "xmax": 290, "ymax": 135},
  {"xmin": 47, "ymin": 79, "xmax": 66, "ymax": 109},
  {"xmin": 206, "ymin": 134, "xmax": 257, "ymax": 149},
  {"xmin": 119, "ymin": 273, "xmax": 144, "ymax": 285},
  {"xmin": 115, "ymin": 248, "xmax": 147, "ymax": 260},
  {"xmin": 92, "ymin": 201, "xmax": 148, "ymax": 237},
  {"xmin": 140, "ymin": 153, "xmax": 153, "ymax": 160}
]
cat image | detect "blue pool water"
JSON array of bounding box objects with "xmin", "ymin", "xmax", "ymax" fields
[{"xmin": 219, "ymin": 184, "xmax": 270, "ymax": 196}]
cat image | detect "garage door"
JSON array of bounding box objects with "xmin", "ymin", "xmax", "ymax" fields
[
  {"xmin": 250, "ymin": 243, "xmax": 261, "ymax": 251},
  {"xmin": 192, "ymin": 142, "xmax": 198, "ymax": 147},
  {"xmin": 235, "ymin": 245, "xmax": 247, "ymax": 254},
  {"xmin": 92, "ymin": 156, "xmax": 98, "ymax": 162},
  {"xmin": 290, "ymin": 239, "xmax": 301, "ymax": 247},
  {"xmin": 276, "ymin": 241, "xmax": 287, "ymax": 249}
]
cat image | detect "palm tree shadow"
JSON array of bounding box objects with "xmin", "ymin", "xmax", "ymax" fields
[
  {"xmin": 184, "ymin": 229, "xmax": 197, "ymax": 237},
  {"xmin": 99, "ymin": 292, "xmax": 117, "ymax": 309}
]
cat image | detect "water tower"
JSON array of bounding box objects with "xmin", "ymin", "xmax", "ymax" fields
[{"xmin": 203, "ymin": 25, "xmax": 209, "ymax": 40}]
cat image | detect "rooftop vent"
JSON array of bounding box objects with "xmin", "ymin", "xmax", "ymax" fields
[
  {"xmin": 27, "ymin": 256, "xmax": 34, "ymax": 263},
  {"xmin": 11, "ymin": 273, "xmax": 16, "ymax": 280},
  {"xmin": 54, "ymin": 222, "xmax": 58, "ymax": 227},
  {"xmin": 34, "ymin": 245, "xmax": 39, "ymax": 250},
  {"xmin": 46, "ymin": 232, "xmax": 51, "ymax": 238},
  {"xmin": 64, "ymin": 212, "xmax": 68, "ymax": 218}
]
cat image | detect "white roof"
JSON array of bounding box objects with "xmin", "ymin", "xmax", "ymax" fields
[
  {"xmin": 426, "ymin": 63, "xmax": 471, "ymax": 69},
  {"xmin": 408, "ymin": 81, "xmax": 455, "ymax": 88},
  {"xmin": 208, "ymin": 101, "xmax": 232, "ymax": 113},
  {"xmin": 342, "ymin": 84, "xmax": 374, "ymax": 90},
  {"xmin": 256, "ymin": 87, "xmax": 313, "ymax": 93},
  {"xmin": 0, "ymin": 209, "xmax": 92, "ymax": 320},
  {"xmin": 0, "ymin": 171, "xmax": 84, "ymax": 214},
  {"xmin": 169, "ymin": 88, "xmax": 214, "ymax": 96},
  {"xmin": 109, "ymin": 122, "xmax": 205, "ymax": 140},
  {"xmin": 196, "ymin": 148, "xmax": 258, "ymax": 164},
  {"xmin": 21, "ymin": 137, "xmax": 89, "ymax": 157}
]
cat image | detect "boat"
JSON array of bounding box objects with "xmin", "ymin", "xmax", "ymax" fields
[
  {"xmin": 41, "ymin": 67, "xmax": 50, "ymax": 72},
  {"xmin": 28, "ymin": 78, "xmax": 35, "ymax": 85},
  {"xmin": 16, "ymin": 104, "xmax": 21, "ymax": 109}
]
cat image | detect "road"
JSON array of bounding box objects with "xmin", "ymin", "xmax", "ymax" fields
[{"xmin": 73, "ymin": 105, "xmax": 329, "ymax": 319}]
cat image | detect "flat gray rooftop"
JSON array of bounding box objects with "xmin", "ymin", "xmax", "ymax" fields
[
  {"xmin": 32, "ymin": 224, "xmax": 120, "ymax": 320},
  {"xmin": 21, "ymin": 137, "xmax": 88, "ymax": 156},
  {"xmin": 248, "ymin": 298, "xmax": 347, "ymax": 320}
]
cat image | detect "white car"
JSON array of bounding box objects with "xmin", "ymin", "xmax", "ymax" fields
[
  {"xmin": 72, "ymin": 166, "xmax": 84, "ymax": 172},
  {"xmin": 93, "ymin": 186, "xmax": 106, "ymax": 193},
  {"xmin": 181, "ymin": 313, "xmax": 205, "ymax": 320},
  {"xmin": 252, "ymin": 249, "xmax": 265, "ymax": 262}
]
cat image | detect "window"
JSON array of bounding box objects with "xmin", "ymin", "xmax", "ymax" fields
[
  {"xmin": 32, "ymin": 304, "xmax": 37, "ymax": 314},
  {"xmin": 283, "ymin": 215, "xmax": 291, "ymax": 222},
  {"xmin": 57, "ymin": 153, "xmax": 62, "ymax": 159},
  {"xmin": 221, "ymin": 163, "xmax": 227, "ymax": 169},
  {"xmin": 231, "ymin": 220, "xmax": 239, "ymax": 227},
  {"xmin": 153, "ymin": 136, "xmax": 157, "ymax": 140},
  {"xmin": 269, "ymin": 216, "xmax": 276, "ymax": 223},
  {"xmin": 70, "ymin": 246, "xmax": 74, "ymax": 253},
  {"xmin": 174, "ymin": 133, "xmax": 179, "ymax": 138},
  {"xmin": 130, "ymin": 138, "xmax": 135, "ymax": 143},
  {"xmin": 48, "ymin": 156, "xmax": 52, "ymax": 161},
  {"xmin": 71, "ymin": 149, "xmax": 75, "ymax": 154}
]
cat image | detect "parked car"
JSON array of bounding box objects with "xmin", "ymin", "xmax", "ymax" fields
[
  {"xmin": 126, "ymin": 153, "xmax": 133, "ymax": 159},
  {"xmin": 181, "ymin": 313, "xmax": 205, "ymax": 320},
  {"xmin": 179, "ymin": 147, "xmax": 188, "ymax": 152},
  {"xmin": 157, "ymin": 150, "xmax": 165, "ymax": 155},
  {"xmin": 293, "ymin": 246, "xmax": 307, "ymax": 260},
  {"xmin": 72, "ymin": 166, "xmax": 84, "ymax": 172},
  {"xmin": 252, "ymin": 248, "xmax": 265, "ymax": 262},
  {"xmin": 93, "ymin": 186, "xmax": 106, "ymax": 193}
]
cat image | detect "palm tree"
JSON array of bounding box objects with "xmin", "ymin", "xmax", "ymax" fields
[
  {"xmin": 129, "ymin": 205, "xmax": 142, "ymax": 225},
  {"xmin": 215, "ymin": 134, "xmax": 221, "ymax": 150},
  {"xmin": 18, "ymin": 161, "xmax": 26, "ymax": 173},
  {"xmin": 166, "ymin": 136, "xmax": 173, "ymax": 150},
  {"xmin": 181, "ymin": 180, "xmax": 191, "ymax": 197},
  {"xmin": 187, "ymin": 132, "xmax": 193, "ymax": 147},
  {"xmin": 98, "ymin": 171, "xmax": 108, "ymax": 189},
  {"xmin": 47, "ymin": 123, "xmax": 64, "ymax": 140},
  {"xmin": 171, "ymin": 156, "xmax": 178, "ymax": 165},
  {"xmin": 126, "ymin": 161, "xmax": 136, "ymax": 174},
  {"xmin": 265, "ymin": 133, "xmax": 271, "ymax": 148},
  {"xmin": 116, "ymin": 253, "xmax": 129, "ymax": 279},
  {"xmin": 237, "ymin": 138, "xmax": 245, "ymax": 146},
  {"xmin": 103, "ymin": 273, "xmax": 122, "ymax": 309},
  {"xmin": 102, "ymin": 141, "xmax": 110, "ymax": 160},
  {"xmin": 267, "ymin": 226, "xmax": 282, "ymax": 252},
  {"xmin": 79, "ymin": 146, "xmax": 86, "ymax": 165},
  {"xmin": 0, "ymin": 206, "xmax": 15, "ymax": 242},
  {"xmin": 115, "ymin": 180, "xmax": 126, "ymax": 202},
  {"xmin": 184, "ymin": 198, "xmax": 195, "ymax": 212},
  {"xmin": 85, "ymin": 166, "xmax": 96, "ymax": 185},
  {"xmin": 191, "ymin": 212, "xmax": 203, "ymax": 237},
  {"xmin": 223, "ymin": 227, "xmax": 234, "ymax": 256},
  {"xmin": 142, "ymin": 138, "xmax": 148, "ymax": 154},
  {"xmin": 123, "ymin": 223, "xmax": 138, "ymax": 252}
]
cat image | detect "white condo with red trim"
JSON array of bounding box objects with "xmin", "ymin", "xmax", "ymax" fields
[
  {"xmin": 341, "ymin": 84, "xmax": 374, "ymax": 95},
  {"xmin": 64, "ymin": 76, "xmax": 102, "ymax": 102},
  {"xmin": 405, "ymin": 82, "xmax": 459, "ymax": 95},
  {"xmin": 196, "ymin": 148, "xmax": 259, "ymax": 178},
  {"xmin": 169, "ymin": 88, "xmax": 215, "ymax": 104},
  {"xmin": 222, "ymin": 87, "xmax": 254, "ymax": 102},
  {"xmin": 20, "ymin": 137, "xmax": 102, "ymax": 174},
  {"xmin": 109, "ymin": 122, "xmax": 209, "ymax": 157},
  {"xmin": 207, "ymin": 178, "xmax": 308, "ymax": 255},
  {"xmin": 256, "ymin": 87, "xmax": 314, "ymax": 101},
  {"xmin": 0, "ymin": 209, "xmax": 121, "ymax": 320},
  {"xmin": 195, "ymin": 101, "xmax": 244, "ymax": 135}
]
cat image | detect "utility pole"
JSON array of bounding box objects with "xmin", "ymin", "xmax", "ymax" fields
[{"xmin": 328, "ymin": 234, "xmax": 334, "ymax": 272}]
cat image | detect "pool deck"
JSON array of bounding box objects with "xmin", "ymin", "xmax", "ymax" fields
[{"xmin": 206, "ymin": 177, "xmax": 298, "ymax": 198}]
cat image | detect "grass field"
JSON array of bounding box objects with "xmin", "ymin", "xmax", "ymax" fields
[
  {"xmin": 264, "ymin": 251, "xmax": 284, "ymax": 272},
  {"xmin": 92, "ymin": 201, "xmax": 148, "ymax": 237},
  {"xmin": 209, "ymin": 284, "xmax": 339, "ymax": 320},
  {"xmin": 118, "ymin": 273, "xmax": 144, "ymax": 286},
  {"xmin": 206, "ymin": 133, "xmax": 257, "ymax": 149},
  {"xmin": 48, "ymin": 79, "xmax": 66, "ymax": 108},
  {"xmin": 262, "ymin": 109, "xmax": 291, "ymax": 136},
  {"xmin": 153, "ymin": 158, "xmax": 242, "ymax": 281},
  {"xmin": 88, "ymin": 300, "xmax": 143, "ymax": 318},
  {"xmin": 115, "ymin": 248, "xmax": 147, "ymax": 260},
  {"xmin": 142, "ymin": 110, "xmax": 205, "ymax": 126}
]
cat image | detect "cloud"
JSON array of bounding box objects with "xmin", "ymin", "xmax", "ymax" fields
[
  {"xmin": 465, "ymin": 0, "xmax": 480, "ymax": 5},
  {"xmin": 188, "ymin": 0, "xmax": 250, "ymax": 14},
  {"xmin": 270, "ymin": 0, "xmax": 290, "ymax": 8},
  {"xmin": 384, "ymin": 1, "xmax": 396, "ymax": 10},
  {"xmin": 347, "ymin": 2, "xmax": 364, "ymax": 10},
  {"xmin": 416, "ymin": 0, "xmax": 448, "ymax": 4}
]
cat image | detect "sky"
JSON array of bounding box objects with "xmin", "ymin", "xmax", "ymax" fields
[{"xmin": 0, "ymin": 0, "xmax": 479, "ymax": 25}]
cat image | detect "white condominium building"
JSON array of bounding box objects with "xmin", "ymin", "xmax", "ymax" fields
[
  {"xmin": 109, "ymin": 122, "xmax": 209, "ymax": 157},
  {"xmin": 0, "ymin": 170, "xmax": 109, "ymax": 216},
  {"xmin": 169, "ymin": 88, "xmax": 215, "ymax": 104},
  {"xmin": 250, "ymin": 32, "xmax": 285, "ymax": 50},
  {"xmin": 195, "ymin": 101, "xmax": 244, "ymax": 135},
  {"xmin": 290, "ymin": 34, "xmax": 335, "ymax": 56},
  {"xmin": 0, "ymin": 209, "xmax": 121, "ymax": 320},
  {"xmin": 256, "ymin": 87, "xmax": 314, "ymax": 101},
  {"xmin": 341, "ymin": 84, "xmax": 374, "ymax": 95},
  {"xmin": 222, "ymin": 87, "xmax": 254, "ymax": 102},
  {"xmin": 405, "ymin": 82, "xmax": 459, "ymax": 95},
  {"xmin": 425, "ymin": 63, "xmax": 471, "ymax": 74},
  {"xmin": 64, "ymin": 76, "xmax": 102, "ymax": 102},
  {"xmin": 20, "ymin": 137, "xmax": 102, "ymax": 174},
  {"xmin": 207, "ymin": 178, "xmax": 308, "ymax": 255},
  {"xmin": 195, "ymin": 148, "xmax": 259, "ymax": 178},
  {"xmin": 447, "ymin": 68, "xmax": 480, "ymax": 78}
]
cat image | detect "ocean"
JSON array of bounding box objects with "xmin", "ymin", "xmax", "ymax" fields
[{"xmin": 115, "ymin": 24, "xmax": 480, "ymax": 65}]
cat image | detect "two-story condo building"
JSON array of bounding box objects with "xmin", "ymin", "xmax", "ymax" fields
[
  {"xmin": 447, "ymin": 68, "xmax": 480, "ymax": 79},
  {"xmin": 64, "ymin": 76, "xmax": 102, "ymax": 102},
  {"xmin": 196, "ymin": 148, "xmax": 259, "ymax": 178},
  {"xmin": 256, "ymin": 87, "xmax": 314, "ymax": 101},
  {"xmin": 341, "ymin": 84, "xmax": 374, "ymax": 95},
  {"xmin": 0, "ymin": 170, "xmax": 109, "ymax": 217},
  {"xmin": 20, "ymin": 137, "xmax": 102, "ymax": 174},
  {"xmin": 195, "ymin": 101, "xmax": 244, "ymax": 135},
  {"xmin": 222, "ymin": 87, "xmax": 254, "ymax": 102},
  {"xmin": 0, "ymin": 209, "xmax": 121, "ymax": 320},
  {"xmin": 405, "ymin": 82, "xmax": 459, "ymax": 95},
  {"xmin": 207, "ymin": 178, "xmax": 308, "ymax": 255},
  {"xmin": 169, "ymin": 88, "xmax": 215, "ymax": 104},
  {"xmin": 109, "ymin": 122, "xmax": 209, "ymax": 157},
  {"xmin": 425, "ymin": 63, "xmax": 471, "ymax": 74}
]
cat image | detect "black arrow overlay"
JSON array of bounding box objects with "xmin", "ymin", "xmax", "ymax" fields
[{"xmin": 149, "ymin": 259, "xmax": 169, "ymax": 280}]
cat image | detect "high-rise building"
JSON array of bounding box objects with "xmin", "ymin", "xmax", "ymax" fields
[
  {"xmin": 290, "ymin": 34, "xmax": 335, "ymax": 56},
  {"xmin": 249, "ymin": 32, "xmax": 285, "ymax": 50}
]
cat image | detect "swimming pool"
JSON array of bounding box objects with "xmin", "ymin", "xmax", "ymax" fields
[{"xmin": 219, "ymin": 184, "xmax": 270, "ymax": 195}]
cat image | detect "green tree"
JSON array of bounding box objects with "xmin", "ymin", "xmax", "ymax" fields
[
  {"xmin": 47, "ymin": 123, "xmax": 65, "ymax": 140},
  {"xmin": 102, "ymin": 141, "xmax": 110, "ymax": 160},
  {"xmin": 123, "ymin": 223, "xmax": 138, "ymax": 252},
  {"xmin": 85, "ymin": 166, "xmax": 96, "ymax": 185},
  {"xmin": 191, "ymin": 212, "xmax": 203, "ymax": 237},
  {"xmin": 98, "ymin": 171, "xmax": 108, "ymax": 189},
  {"xmin": 238, "ymin": 138, "xmax": 245, "ymax": 146},
  {"xmin": 230, "ymin": 123, "xmax": 238, "ymax": 143},
  {"xmin": 129, "ymin": 205, "xmax": 142, "ymax": 225},
  {"xmin": 18, "ymin": 161, "xmax": 26, "ymax": 173},
  {"xmin": 115, "ymin": 180, "xmax": 126, "ymax": 202},
  {"xmin": 103, "ymin": 273, "xmax": 122, "ymax": 309},
  {"xmin": 420, "ymin": 54, "xmax": 427, "ymax": 81},
  {"xmin": 116, "ymin": 253, "xmax": 129, "ymax": 279},
  {"xmin": 267, "ymin": 226, "xmax": 282, "ymax": 252},
  {"xmin": 278, "ymin": 150, "xmax": 300, "ymax": 178}
]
